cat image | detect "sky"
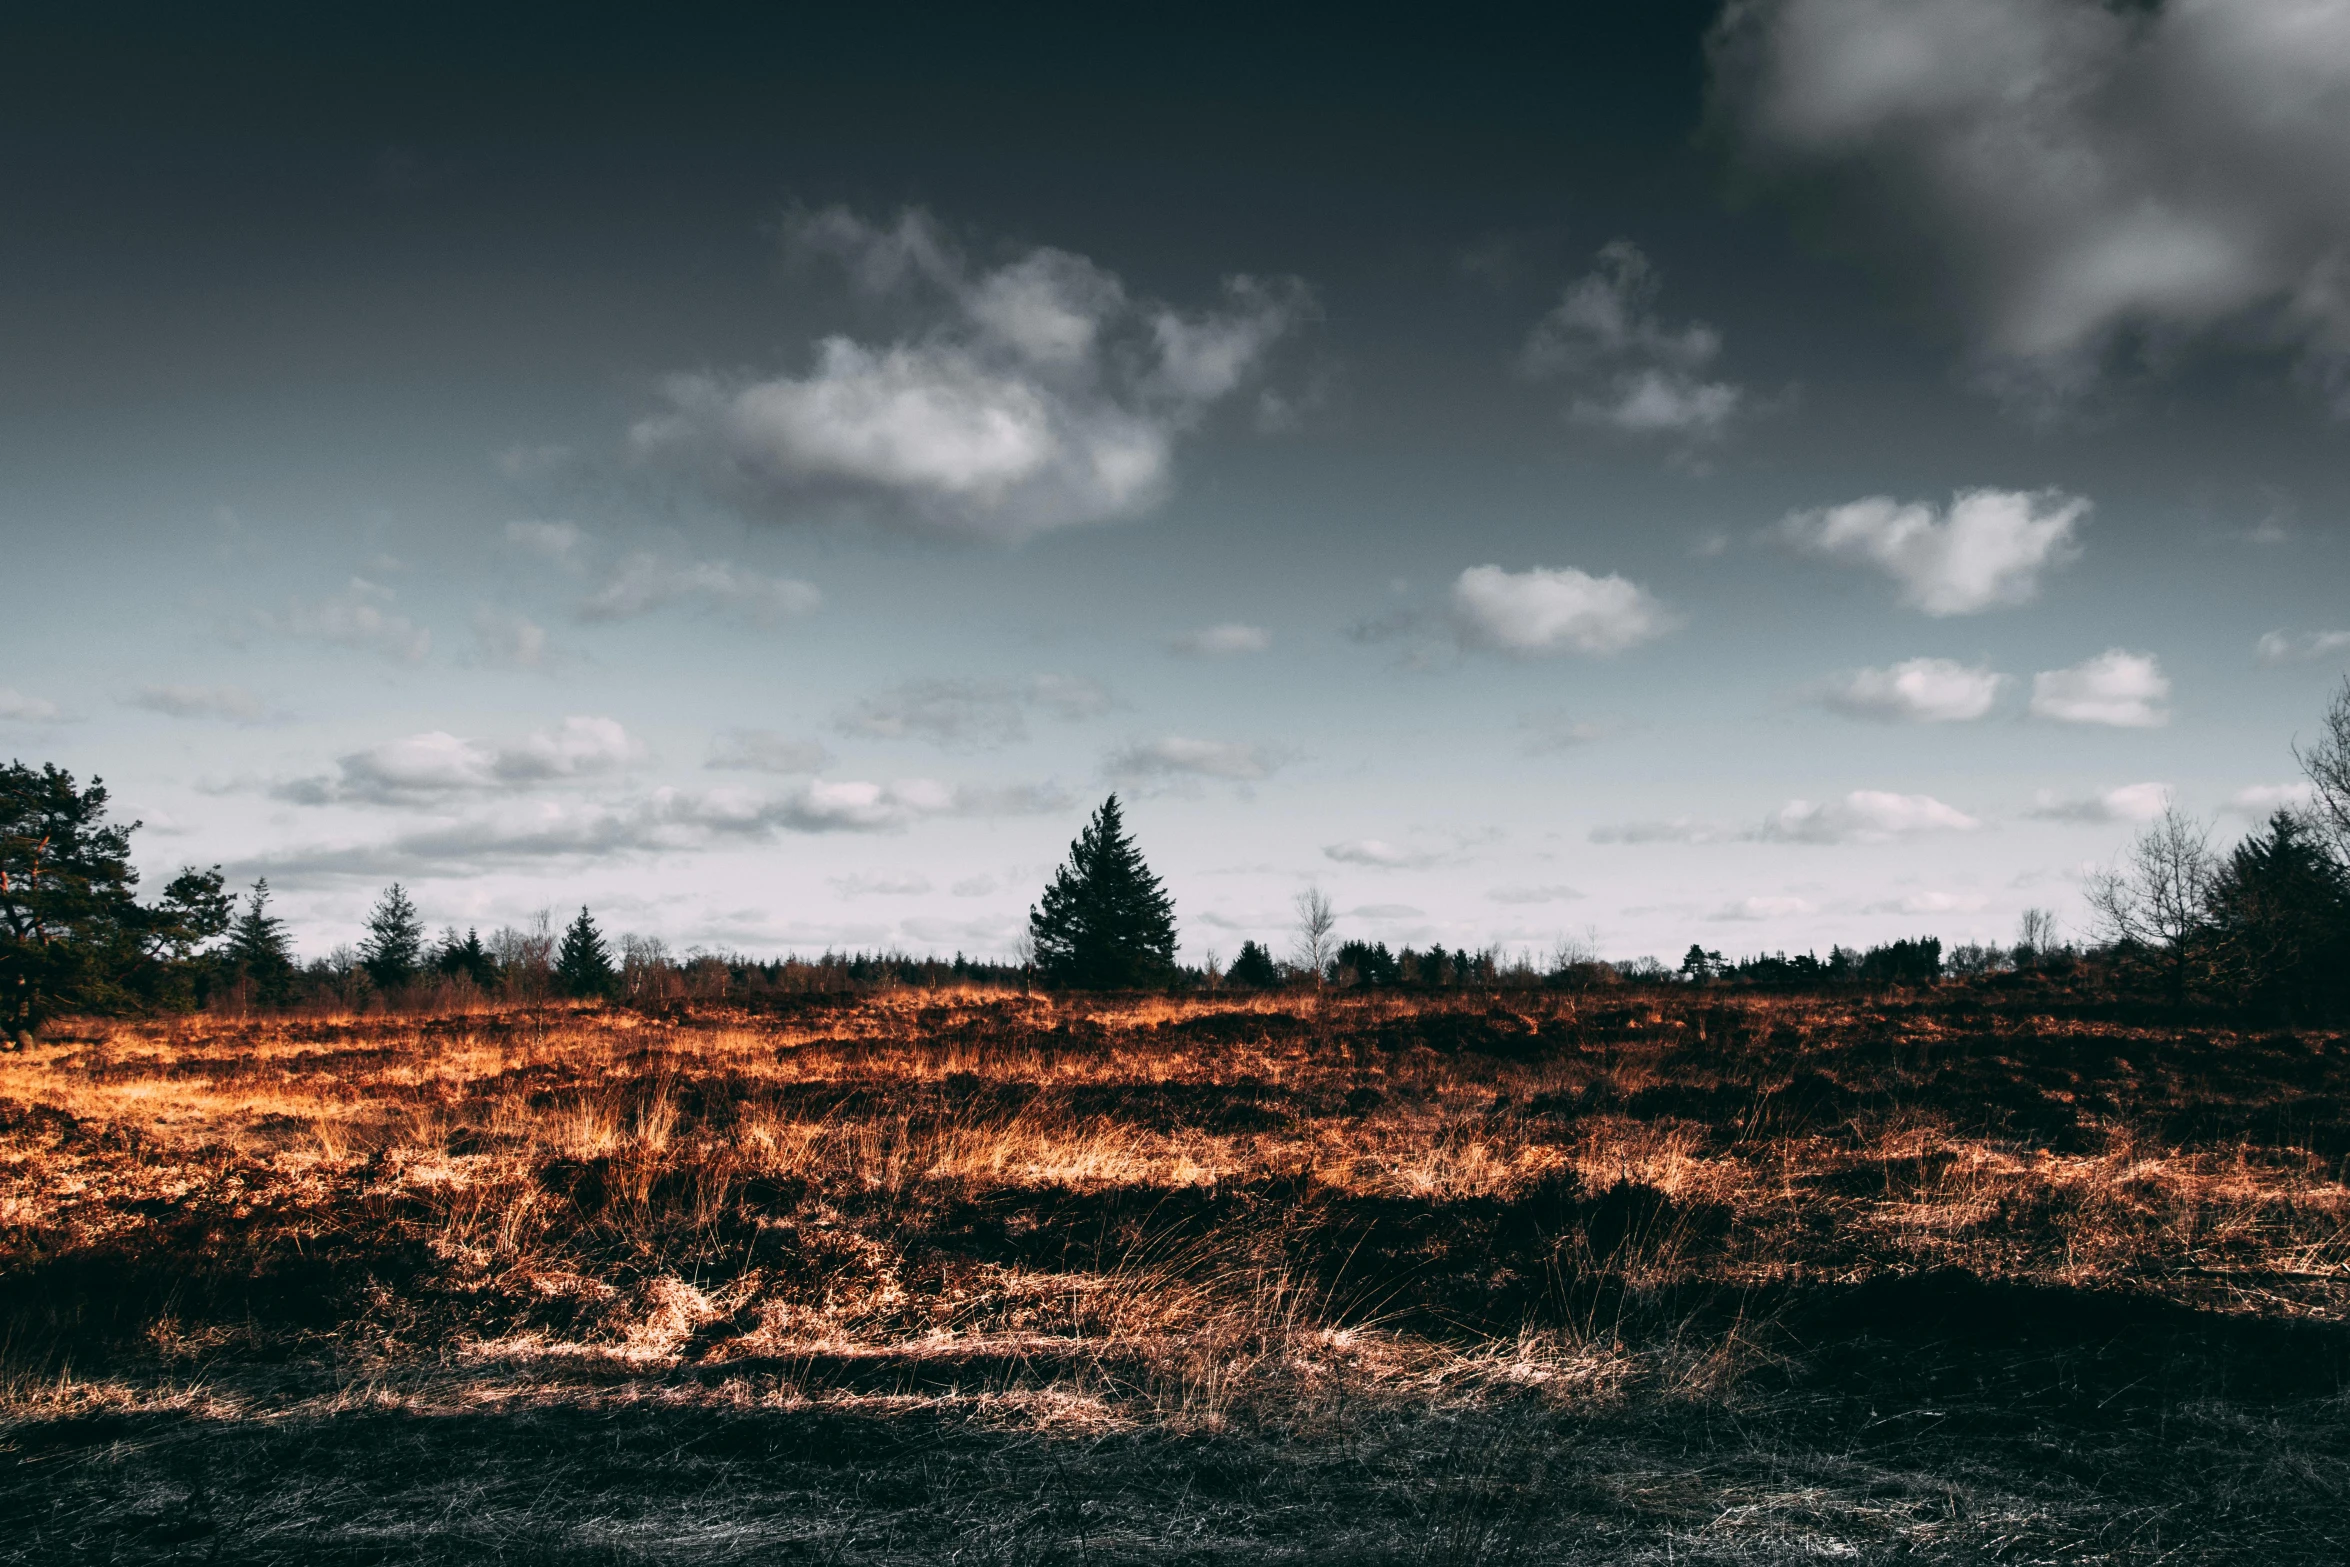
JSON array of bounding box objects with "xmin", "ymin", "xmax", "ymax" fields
[{"xmin": 5, "ymin": 0, "xmax": 2348, "ymax": 967}]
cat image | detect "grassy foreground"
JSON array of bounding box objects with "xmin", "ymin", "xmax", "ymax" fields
[{"xmin": 3, "ymin": 987, "xmax": 2347, "ymax": 1563}]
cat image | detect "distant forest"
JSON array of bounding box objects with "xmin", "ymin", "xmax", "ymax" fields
[{"xmin": 5, "ymin": 678, "xmax": 2348, "ymax": 1041}]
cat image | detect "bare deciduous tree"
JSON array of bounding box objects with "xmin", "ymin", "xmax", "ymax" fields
[
  {"xmin": 2085, "ymin": 807, "xmax": 2216, "ymax": 1006},
  {"xmin": 489, "ymin": 908, "xmax": 556, "ymax": 1000},
  {"xmin": 2297, "ymin": 674, "xmax": 2350, "ymax": 863},
  {"xmin": 620, "ymin": 933, "xmax": 675, "ymax": 1002},
  {"xmin": 2016, "ymin": 907, "xmax": 2057, "ymax": 952},
  {"xmin": 1292, "ymin": 887, "xmax": 1336, "ymax": 981}
]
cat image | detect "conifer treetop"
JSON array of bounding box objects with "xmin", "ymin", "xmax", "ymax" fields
[
  {"xmin": 555, "ymin": 905, "xmax": 617, "ymax": 999},
  {"xmin": 1028, "ymin": 794, "xmax": 1178, "ymax": 989}
]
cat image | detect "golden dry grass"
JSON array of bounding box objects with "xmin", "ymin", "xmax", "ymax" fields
[{"xmin": 4, "ymin": 986, "xmax": 2347, "ymax": 1562}]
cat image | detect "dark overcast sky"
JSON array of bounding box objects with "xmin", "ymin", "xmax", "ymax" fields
[{"xmin": 5, "ymin": 1, "xmax": 2346, "ymax": 961}]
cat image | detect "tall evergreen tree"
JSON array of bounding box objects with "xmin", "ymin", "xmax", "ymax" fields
[
  {"xmin": 1226, "ymin": 939, "xmax": 1279, "ymax": 988},
  {"xmin": 434, "ymin": 926, "xmax": 498, "ymax": 988},
  {"xmin": 1, "ymin": 761, "xmax": 230, "ymax": 1045},
  {"xmin": 359, "ymin": 883, "xmax": 425, "ymax": 992},
  {"xmin": 2207, "ymin": 810, "xmax": 2350, "ymax": 1015},
  {"xmin": 554, "ymin": 906, "xmax": 617, "ymax": 998},
  {"xmin": 225, "ymin": 878, "xmax": 296, "ymax": 1002},
  {"xmin": 1029, "ymin": 795, "xmax": 1178, "ymax": 989}
]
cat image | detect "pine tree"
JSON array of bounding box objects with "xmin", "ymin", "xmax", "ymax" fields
[
  {"xmin": 225, "ymin": 879, "xmax": 296, "ymax": 1002},
  {"xmin": 2, "ymin": 762, "xmax": 230, "ymax": 1045},
  {"xmin": 1029, "ymin": 795, "xmax": 1179, "ymax": 989},
  {"xmin": 2207, "ymin": 810, "xmax": 2350, "ymax": 1014},
  {"xmin": 554, "ymin": 906, "xmax": 616, "ymax": 998},
  {"xmin": 1226, "ymin": 939, "xmax": 1279, "ymax": 988},
  {"xmin": 435, "ymin": 926, "xmax": 498, "ymax": 988},
  {"xmin": 359, "ymin": 883, "xmax": 425, "ymax": 993}
]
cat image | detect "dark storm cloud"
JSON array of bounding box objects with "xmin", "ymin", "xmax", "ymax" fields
[{"xmin": 1712, "ymin": 0, "xmax": 2350, "ymax": 412}]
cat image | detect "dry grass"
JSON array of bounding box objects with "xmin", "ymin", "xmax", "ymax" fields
[{"xmin": 4, "ymin": 986, "xmax": 2348, "ymax": 1562}]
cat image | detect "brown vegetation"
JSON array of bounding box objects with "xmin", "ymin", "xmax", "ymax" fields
[{"xmin": 5, "ymin": 987, "xmax": 2348, "ymax": 1562}]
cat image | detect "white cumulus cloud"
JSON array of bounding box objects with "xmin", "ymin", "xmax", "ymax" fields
[
  {"xmin": 1522, "ymin": 240, "xmax": 1744, "ymax": 442},
  {"xmin": 2229, "ymin": 781, "xmax": 2318, "ymax": 818},
  {"xmin": 1758, "ymin": 790, "xmax": 1981, "ymax": 845},
  {"xmin": 2026, "ymin": 782, "xmax": 2172, "ymax": 824},
  {"xmin": 279, "ymin": 716, "xmax": 645, "ymax": 806},
  {"xmin": 1449, "ymin": 564, "xmax": 1675, "ymax": 656},
  {"xmin": 2030, "ymin": 649, "xmax": 2171, "ymax": 728},
  {"xmin": 1821, "ymin": 657, "xmax": 2006, "ymax": 722},
  {"xmin": 1862, "ymin": 891, "xmax": 1989, "ymax": 916},
  {"xmin": 630, "ymin": 208, "xmax": 1309, "ymax": 542},
  {"xmin": 1780, "ymin": 488, "xmax": 2087, "ymax": 615},
  {"xmin": 247, "ymin": 776, "xmax": 1069, "ymax": 883}
]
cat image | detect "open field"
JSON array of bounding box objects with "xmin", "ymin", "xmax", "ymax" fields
[{"xmin": 4, "ymin": 986, "xmax": 2348, "ymax": 1563}]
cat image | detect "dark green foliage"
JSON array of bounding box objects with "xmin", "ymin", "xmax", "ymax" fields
[
  {"xmin": 1734, "ymin": 950, "xmax": 1826, "ymax": 985},
  {"xmin": 1396, "ymin": 946, "xmax": 1485, "ymax": 987},
  {"xmin": 1858, "ymin": 937, "xmax": 1942, "ymax": 985},
  {"xmin": 1029, "ymin": 795, "xmax": 1178, "ymax": 989},
  {"xmin": 1225, "ymin": 940, "xmax": 1279, "ymax": 988},
  {"xmin": 359, "ymin": 883, "xmax": 425, "ymax": 993},
  {"xmin": 224, "ymin": 879, "xmax": 296, "ymax": 1002},
  {"xmin": 554, "ymin": 906, "xmax": 616, "ymax": 998},
  {"xmin": 0, "ymin": 760, "xmax": 229, "ymax": 1043},
  {"xmin": 1679, "ymin": 945, "xmax": 1727, "ymax": 982},
  {"xmin": 1333, "ymin": 939, "xmax": 1398, "ymax": 986},
  {"xmin": 2207, "ymin": 811, "xmax": 2350, "ymax": 1015},
  {"xmin": 434, "ymin": 926, "xmax": 498, "ymax": 988}
]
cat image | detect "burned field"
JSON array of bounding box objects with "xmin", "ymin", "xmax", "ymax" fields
[{"xmin": 4, "ymin": 989, "xmax": 2347, "ymax": 1563}]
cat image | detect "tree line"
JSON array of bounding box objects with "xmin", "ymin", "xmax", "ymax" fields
[{"xmin": 6, "ymin": 678, "xmax": 2348, "ymax": 1041}]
